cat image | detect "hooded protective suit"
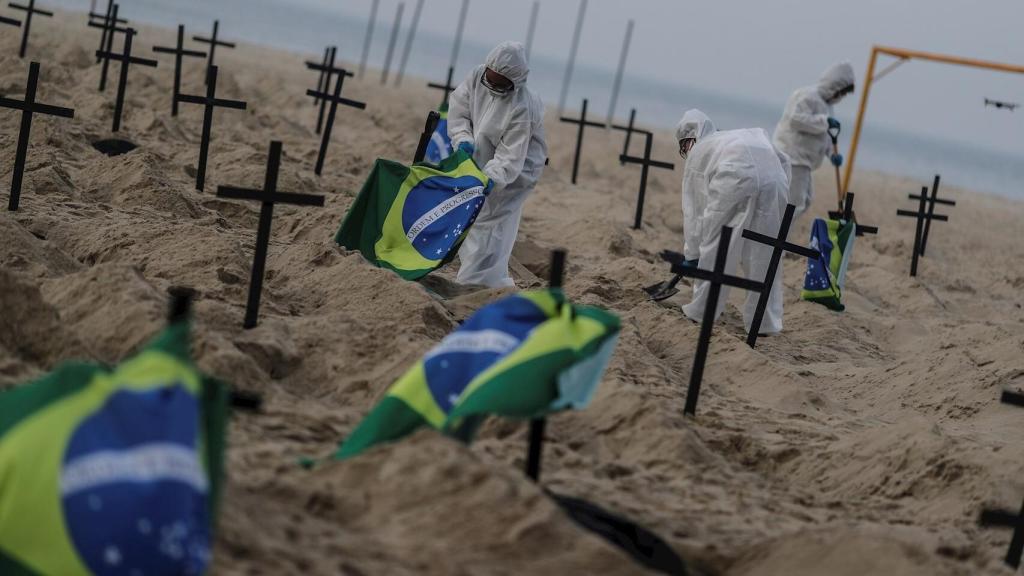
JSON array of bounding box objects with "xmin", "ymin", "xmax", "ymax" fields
[
  {"xmin": 677, "ymin": 109, "xmax": 790, "ymax": 334},
  {"xmin": 448, "ymin": 41, "xmax": 548, "ymax": 288},
  {"xmin": 772, "ymin": 62, "xmax": 855, "ymax": 215}
]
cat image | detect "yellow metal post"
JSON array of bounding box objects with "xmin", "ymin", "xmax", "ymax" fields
[{"xmin": 842, "ymin": 47, "xmax": 878, "ymax": 198}]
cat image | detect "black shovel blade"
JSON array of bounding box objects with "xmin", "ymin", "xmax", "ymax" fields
[{"xmin": 644, "ymin": 279, "xmax": 680, "ymax": 302}]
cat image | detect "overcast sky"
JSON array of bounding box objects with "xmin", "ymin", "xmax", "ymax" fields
[{"xmin": 312, "ymin": 0, "xmax": 1024, "ymax": 156}]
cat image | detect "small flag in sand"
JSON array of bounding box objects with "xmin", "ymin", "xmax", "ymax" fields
[
  {"xmin": 0, "ymin": 318, "xmax": 228, "ymax": 576},
  {"xmin": 336, "ymin": 288, "xmax": 620, "ymax": 460},
  {"xmin": 335, "ymin": 149, "xmax": 490, "ymax": 281},
  {"xmin": 801, "ymin": 216, "xmax": 856, "ymax": 312}
]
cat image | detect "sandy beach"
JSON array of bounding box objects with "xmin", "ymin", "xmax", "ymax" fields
[{"xmin": 2, "ymin": 11, "xmax": 1024, "ymax": 575}]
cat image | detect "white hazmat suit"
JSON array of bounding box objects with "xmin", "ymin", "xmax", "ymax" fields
[
  {"xmin": 448, "ymin": 41, "xmax": 548, "ymax": 288},
  {"xmin": 678, "ymin": 109, "xmax": 790, "ymax": 335},
  {"xmin": 772, "ymin": 62, "xmax": 855, "ymax": 216}
]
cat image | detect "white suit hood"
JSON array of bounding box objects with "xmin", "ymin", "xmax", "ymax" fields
[
  {"xmin": 485, "ymin": 41, "xmax": 529, "ymax": 88},
  {"xmin": 676, "ymin": 109, "xmax": 716, "ymax": 143},
  {"xmin": 817, "ymin": 61, "xmax": 855, "ymax": 102},
  {"xmin": 773, "ymin": 61, "xmax": 855, "ymax": 169}
]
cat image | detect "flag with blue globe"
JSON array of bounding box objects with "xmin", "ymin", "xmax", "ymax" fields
[{"xmin": 801, "ymin": 217, "xmax": 856, "ymax": 311}]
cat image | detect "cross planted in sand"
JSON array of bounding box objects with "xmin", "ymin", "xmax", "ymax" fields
[
  {"xmin": 306, "ymin": 68, "xmax": 367, "ymax": 176},
  {"xmin": 176, "ymin": 65, "xmax": 247, "ymax": 192},
  {"xmin": 828, "ymin": 191, "xmax": 879, "ymax": 237},
  {"xmin": 978, "ymin": 389, "xmax": 1024, "ymax": 569},
  {"xmin": 216, "ymin": 141, "xmax": 325, "ymax": 329},
  {"xmin": 611, "ymin": 108, "xmax": 651, "ymax": 166},
  {"xmin": 526, "ymin": 249, "xmax": 567, "ymax": 482},
  {"xmin": 193, "ymin": 20, "xmax": 235, "ymax": 85},
  {"xmin": 897, "ymin": 186, "xmax": 950, "ymax": 277},
  {"xmin": 671, "ymin": 226, "xmax": 766, "ymax": 416},
  {"xmin": 0, "ymin": 61, "xmax": 75, "ymax": 211},
  {"xmin": 153, "ymin": 24, "xmax": 207, "ymax": 117},
  {"xmin": 95, "ymin": 28, "xmax": 158, "ymax": 133},
  {"xmin": 427, "ymin": 66, "xmax": 456, "ymax": 108},
  {"xmin": 620, "ymin": 131, "xmax": 674, "ymax": 230},
  {"xmin": 305, "ymin": 48, "xmax": 354, "ymax": 136},
  {"xmin": 560, "ymin": 98, "xmax": 607, "ymax": 185},
  {"xmin": 0, "ymin": 10, "xmax": 19, "ymax": 29},
  {"xmin": 907, "ymin": 174, "xmax": 955, "ymax": 257},
  {"xmin": 9, "ymin": 0, "xmax": 52, "ymax": 59},
  {"xmin": 87, "ymin": 1, "xmax": 128, "ymax": 92}
]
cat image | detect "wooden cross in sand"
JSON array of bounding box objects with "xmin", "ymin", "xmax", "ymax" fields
[
  {"xmin": 907, "ymin": 174, "xmax": 955, "ymax": 257},
  {"xmin": 670, "ymin": 226, "xmax": 765, "ymax": 416},
  {"xmin": 310, "ymin": 46, "xmax": 335, "ymax": 109},
  {"xmin": 216, "ymin": 141, "xmax": 325, "ymax": 329},
  {"xmin": 828, "ymin": 192, "xmax": 879, "ymax": 237},
  {"xmin": 306, "ymin": 69, "xmax": 367, "ymax": 176},
  {"xmin": 526, "ymin": 249, "xmax": 567, "ymax": 482},
  {"xmin": 87, "ymin": 2, "xmax": 129, "ymax": 92},
  {"xmin": 9, "ymin": 0, "xmax": 52, "ymax": 59},
  {"xmin": 305, "ymin": 48, "xmax": 354, "ymax": 136},
  {"xmin": 0, "ymin": 10, "xmax": 19, "ymax": 29},
  {"xmin": 193, "ymin": 20, "xmax": 236, "ymax": 85},
  {"xmin": 0, "ymin": 62, "xmax": 74, "ymax": 211},
  {"xmin": 413, "ymin": 110, "xmax": 441, "ymax": 163},
  {"xmin": 153, "ymin": 25, "xmax": 207, "ymax": 117},
  {"xmin": 560, "ymin": 98, "xmax": 607, "ymax": 185},
  {"xmin": 978, "ymin": 389, "xmax": 1024, "ymax": 569},
  {"xmin": 95, "ymin": 28, "xmax": 158, "ymax": 133},
  {"xmin": 741, "ymin": 203, "xmax": 818, "ymax": 348},
  {"xmin": 897, "ymin": 187, "xmax": 949, "ymax": 277},
  {"xmin": 620, "ymin": 132, "xmax": 674, "ymax": 230},
  {"xmin": 611, "ymin": 108, "xmax": 651, "ymax": 166},
  {"xmin": 176, "ymin": 65, "xmax": 247, "ymax": 192},
  {"xmin": 427, "ymin": 66, "xmax": 456, "ymax": 108}
]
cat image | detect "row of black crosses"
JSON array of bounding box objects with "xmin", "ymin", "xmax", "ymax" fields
[
  {"xmin": 0, "ymin": 9, "xmax": 327, "ymax": 331},
  {"xmin": 896, "ymin": 175, "xmax": 955, "ymax": 277}
]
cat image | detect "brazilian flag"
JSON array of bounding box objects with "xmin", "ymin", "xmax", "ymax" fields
[
  {"xmin": 337, "ymin": 290, "xmax": 621, "ymax": 459},
  {"xmin": 801, "ymin": 217, "xmax": 856, "ymax": 311},
  {"xmin": 0, "ymin": 321, "xmax": 227, "ymax": 576},
  {"xmin": 335, "ymin": 149, "xmax": 491, "ymax": 280},
  {"xmin": 424, "ymin": 103, "xmax": 453, "ymax": 164}
]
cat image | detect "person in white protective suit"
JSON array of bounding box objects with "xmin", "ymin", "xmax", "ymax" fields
[
  {"xmin": 677, "ymin": 109, "xmax": 791, "ymax": 335},
  {"xmin": 447, "ymin": 41, "xmax": 548, "ymax": 288},
  {"xmin": 772, "ymin": 61, "xmax": 855, "ymax": 217}
]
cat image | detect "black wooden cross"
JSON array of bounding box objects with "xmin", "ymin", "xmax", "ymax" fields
[
  {"xmin": 413, "ymin": 110, "xmax": 441, "ymax": 163},
  {"xmin": 176, "ymin": 66, "xmax": 247, "ymax": 191},
  {"xmin": 526, "ymin": 249, "xmax": 566, "ymax": 482},
  {"xmin": 88, "ymin": 2, "xmax": 128, "ymax": 92},
  {"xmin": 96, "ymin": 28, "xmax": 157, "ymax": 133},
  {"xmin": 828, "ymin": 192, "xmax": 879, "ymax": 236},
  {"xmin": 560, "ymin": 98, "xmax": 606, "ymax": 185},
  {"xmin": 611, "ymin": 108, "xmax": 650, "ymax": 166},
  {"xmin": 620, "ymin": 132, "xmax": 674, "ymax": 230},
  {"xmin": 671, "ymin": 226, "xmax": 765, "ymax": 416},
  {"xmin": 897, "ymin": 187, "xmax": 949, "ymax": 277},
  {"xmin": 89, "ymin": 0, "xmax": 124, "ymax": 64},
  {"xmin": 193, "ymin": 20, "xmax": 235, "ymax": 85},
  {"xmin": 1, "ymin": 62, "xmax": 74, "ymax": 211},
  {"xmin": 978, "ymin": 388, "xmax": 1024, "ymax": 569},
  {"xmin": 306, "ymin": 70, "xmax": 367, "ymax": 176},
  {"xmin": 0, "ymin": 10, "xmax": 19, "ymax": 28},
  {"xmin": 908, "ymin": 174, "xmax": 955, "ymax": 257},
  {"xmin": 9, "ymin": 0, "xmax": 52, "ymax": 59},
  {"xmin": 216, "ymin": 141, "xmax": 325, "ymax": 329},
  {"xmin": 153, "ymin": 25, "xmax": 206, "ymax": 117},
  {"xmin": 741, "ymin": 203, "xmax": 818, "ymax": 348},
  {"xmin": 427, "ymin": 66, "xmax": 456, "ymax": 108},
  {"xmin": 309, "ymin": 45, "xmax": 335, "ymax": 109},
  {"xmin": 305, "ymin": 49, "xmax": 354, "ymax": 136}
]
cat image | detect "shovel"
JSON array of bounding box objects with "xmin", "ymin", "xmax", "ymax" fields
[
  {"xmin": 828, "ymin": 123, "xmax": 844, "ymax": 212},
  {"xmin": 644, "ymin": 274, "xmax": 682, "ymax": 301}
]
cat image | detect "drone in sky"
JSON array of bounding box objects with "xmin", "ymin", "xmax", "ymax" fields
[{"xmin": 984, "ymin": 98, "xmax": 1019, "ymax": 112}]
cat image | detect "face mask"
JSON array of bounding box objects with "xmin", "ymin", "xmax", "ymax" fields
[
  {"xmin": 481, "ymin": 70, "xmax": 513, "ymax": 97},
  {"xmin": 679, "ymin": 138, "xmax": 696, "ymax": 159}
]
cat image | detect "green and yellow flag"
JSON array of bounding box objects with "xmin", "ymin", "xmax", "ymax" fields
[
  {"xmin": 801, "ymin": 217, "xmax": 856, "ymax": 311},
  {"xmin": 336, "ymin": 149, "xmax": 491, "ymax": 280},
  {"xmin": 337, "ymin": 290, "xmax": 620, "ymax": 459},
  {"xmin": 0, "ymin": 322, "xmax": 227, "ymax": 576}
]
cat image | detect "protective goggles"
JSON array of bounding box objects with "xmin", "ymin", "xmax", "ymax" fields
[{"xmin": 481, "ymin": 68, "xmax": 514, "ymax": 95}]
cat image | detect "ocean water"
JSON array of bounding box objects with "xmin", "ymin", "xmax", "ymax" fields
[{"xmin": 53, "ymin": 0, "xmax": 1024, "ymax": 200}]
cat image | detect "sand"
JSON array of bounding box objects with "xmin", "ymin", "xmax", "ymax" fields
[{"xmin": 2, "ymin": 10, "xmax": 1023, "ymax": 576}]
